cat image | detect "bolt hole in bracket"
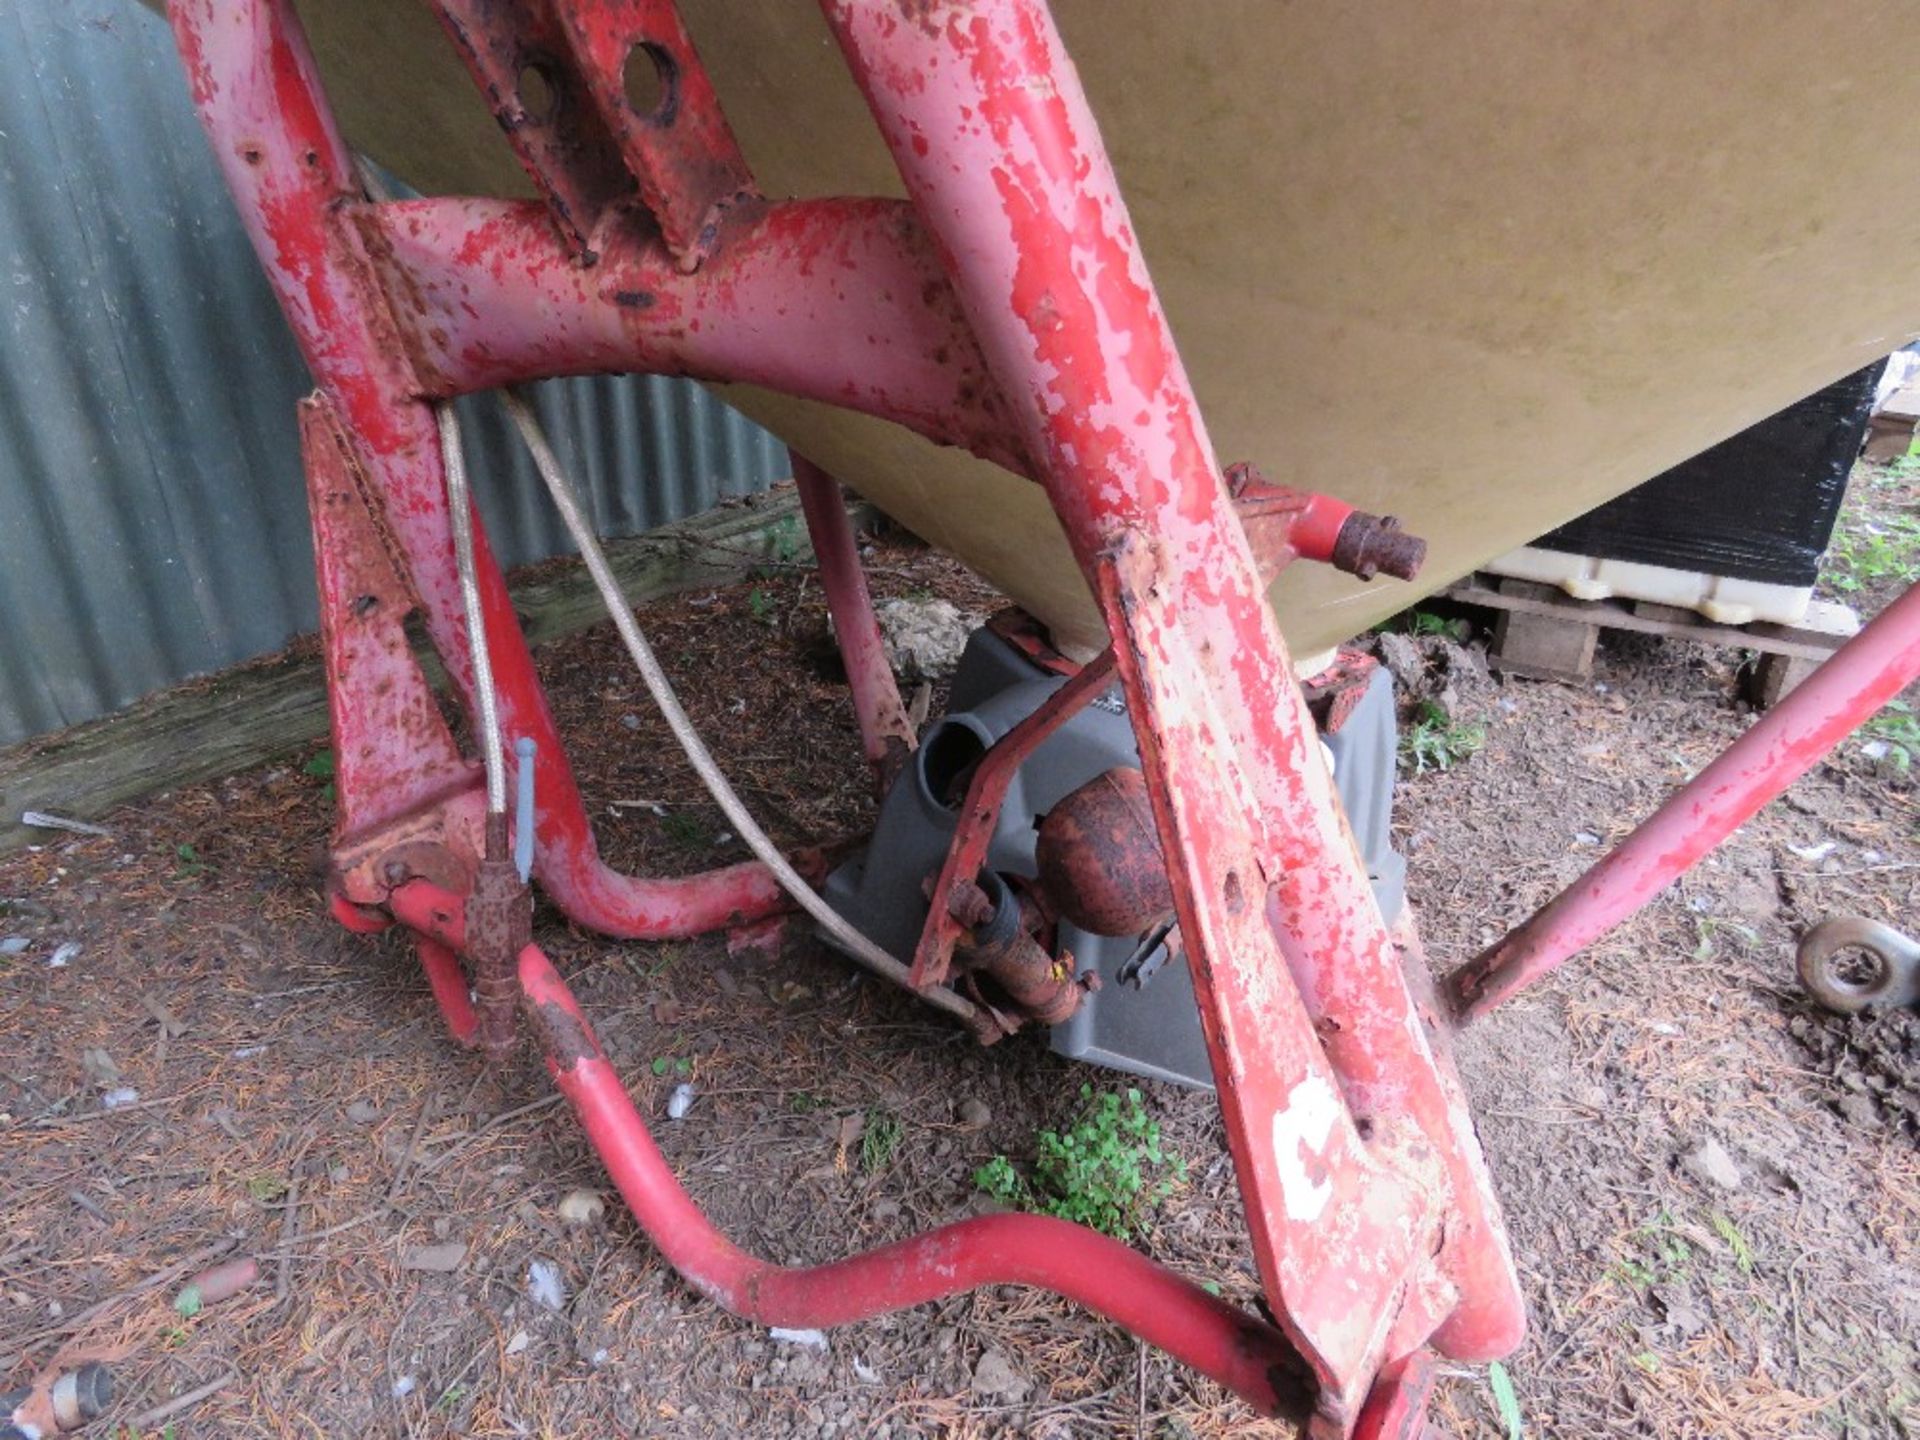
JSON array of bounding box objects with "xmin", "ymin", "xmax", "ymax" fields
[{"xmin": 622, "ymin": 39, "xmax": 676, "ymax": 122}]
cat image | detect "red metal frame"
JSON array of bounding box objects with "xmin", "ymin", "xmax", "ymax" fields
[
  {"xmin": 517, "ymin": 943, "xmax": 1312, "ymax": 1419},
  {"xmin": 790, "ymin": 453, "xmax": 917, "ymax": 793},
  {"xmin": 1447, "ymin": 579, "xmax": 1920, "ymax": 1023},
  {"xmin": 165, "ymin": 0, "xmax": 1917, "ymax": 1432}
]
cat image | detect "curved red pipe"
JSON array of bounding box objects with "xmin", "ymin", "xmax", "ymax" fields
[
  {"xmin": 418, "ymin": 937, "xmax": 479, "ymax": 1047},
  {"xmin": 360, "ymin": 196, "xmax": 1027, "ymax": 478},
  {"xmin": 516, "ymin": 944, "xmax": 1310, "ymax": 1420}
]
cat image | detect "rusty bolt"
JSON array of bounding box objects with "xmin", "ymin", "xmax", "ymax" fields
[
  {"xmin": 948, "ymin": 879, "xmax": 995, "ymax": 929},
  {"xmin": 1330, "ymin": 511, "xmax": 1426, "ymax": 583}
]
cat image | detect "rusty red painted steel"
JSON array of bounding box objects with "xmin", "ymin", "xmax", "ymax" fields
[
  {"xmin": 172, "ymin": 0, "xmax": 792, "ymax": 942},
  {"xmin": 1228, "ymin": 463, "xmax": 1425, "ymax": 586},
  {"xmin": 1300, "ymin": 649, "xmax": 1384, "ymax": 735},
  {"xmin": 948, "ymin": 877, "xmax": 1084, "ymax": 1027},
  {"xmin": 1329, "ymin": 513, "xmax": 1425, "ymax": 585},
  {"xmin": 907, "ymin": 648, "xmax": 1119, "ymax": 990},
  {"xmin": 467, "ymin": 814, "xmax": 532, "ymax": 1056},
  {"xmin": 1449, "ymin": 578, "xmax": 1920, "ymax": 1024},
  {"xmin": 172, "ymin": 0, "xmax": 1536, "ymax": 1428},
  {"xmin": 792, "ymin": 452, "xmax": 916, "ymax": 792},
  {"xmin": 548, "ymin": 0, "xmax": 756, "ymax": 268},
  {"xmin": 301, "ymin": 395, "xmax": 477, "ymax": 852},
  {"xmin": 425, "ymin": 0, "xmax": 633, "ymax": 259},
  {"xmin": 1227, "ymin": 463, "xmax": 1353, "ymax": 582},
  {"xmin": 517, "ymin": 943, "xmax": 1310, "ymax": 1419},
  {"xmin": 1033, "ymin": 767, "xmax": 1172, "ymax": 937},
  {"xmin": 355, "ymin": 195, "xmax": 1027, "ymax": 476},
  {"xmin": 821, "ymin": 5, "xmax": 1523, "ymax": 1424}
]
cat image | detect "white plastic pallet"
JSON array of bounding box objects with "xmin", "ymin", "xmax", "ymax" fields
[{"xmin": 1482, "ymin": 545, "xmax": 1815, "ymax": 627}]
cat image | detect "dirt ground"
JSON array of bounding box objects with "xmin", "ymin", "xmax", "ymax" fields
[{"xmin": 1, "ymin": 465, "xmax": 1914, "ymax": 1438}]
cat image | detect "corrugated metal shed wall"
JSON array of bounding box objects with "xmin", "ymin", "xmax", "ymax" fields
[{"xmin": 0, "ymin": 0, "xmax": 788, "ymax": 748}]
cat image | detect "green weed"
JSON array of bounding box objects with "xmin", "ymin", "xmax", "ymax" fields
[
  {"xmin": 860, "ymin": 1107, "xmax": 903, "ymax": 1174},
  {"xmin": 304, "ymin": 749, "xmax": 337, "ymax": 807},
  {"xmin": 1710, "ymin": 1211, "xmax": 1755, "ymax": 1274},
  {"xmin": 1826, "ymin": 510, "xmax": 1920, "ymax": 594},
  {"xmin": 1863, "ymin": 699, "xmax": 1919, "ymax": 774},
  {"xmin": 659, "ymin": 811, "xmax": 711, "ymax": 851},
  {"xmin": 1398, "ymin": 700, "xmax": 1486, "ymax": 775},
  {"xmin": 974, "ymin": 1085, "xmax": 1185, "ymax": 1240},
  {"xmin": 1610, "ymin": 1209, "xmax": 1693, "ymax": 1293},
  {"xmin": 768, "ymin": 514, "xmax": 804, "ymax": 566},
  {"xmin": 1691, "ymin": 916, "xmax": 1758, "ymax": 962},
  {"xmin": 1406, "ymin": 609, "xmax": 1467, "ymax": 640},
  {"xmin": 1487, "ymin": 1359, "xmax": 1525, "ymax": 1439}
]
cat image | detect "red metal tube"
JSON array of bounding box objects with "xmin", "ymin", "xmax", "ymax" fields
[
  {"xmin": 388, "ymin": 879, "xmax": 467, "ymax": 952},
  {"xmin": 516, "ymin": 943, "xmax": 1309, "ymax": 1419},
  {"xmin": 1287, "ymin": 493, "xmax": 1357, "ymax": 568},
  {"xmin": 1448, "ymin": 580, "xmax": 1920, "ymax": 1023},
  {"xmin": 171, "ymin": 0, "xmax": 791, "ymax": 942},
  {"xmin": 358, "ymin": 197, "xmax": 1027, "ymax": 477},
  {"xmin": 822, "ymin": 3, "xmax": 1524, "ymax": 1415},
  {"xmin": 791, "ymin": 452, "xmax": 916, "ymax": 790},
  {"xmin": 417, "ymin": 937, "xmax": 479, "ymax": 1047},
  {"xmin": 910, "ymin": 649, "xmax": 1119, "ymax": 988}
]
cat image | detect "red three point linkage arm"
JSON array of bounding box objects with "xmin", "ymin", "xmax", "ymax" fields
[{"xmin": 517, "ymin": 944, "xmax": 1314, "ymax": 1420}]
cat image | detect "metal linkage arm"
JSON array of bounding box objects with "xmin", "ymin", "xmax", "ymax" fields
[
  {"xmin": 1448, "ymin": 579, "xmax": 1920, "ymax": 1023},
  {"xmin": 791, "ymin": 453, "xmax": 918, "ymax": 792},
  {"xmin": 515, "ymin": 943, "xmax": 1313, "ymax": 1421},
  {"xmin": 820, "ymin": 2, "xmax": 1521, "ymax": 1427}
]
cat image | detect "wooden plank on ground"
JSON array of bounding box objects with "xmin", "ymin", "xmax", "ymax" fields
[
  {"xmin": 1447, "ymin": 577, "xmax": 1856, "ymax": 662},
  {"xmin": 0, "ymin": 488, "xmax": 818, "ymax": 853}
]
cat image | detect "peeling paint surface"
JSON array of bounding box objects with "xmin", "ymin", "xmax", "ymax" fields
[{"xmin": 1272, "ymin": 1076, "xmax": 1340, "ymax": 1223}]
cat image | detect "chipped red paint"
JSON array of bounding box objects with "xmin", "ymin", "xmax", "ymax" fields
[
  {"xmin": 170, "ymin": 1, "xmax": 1904, "ymax": 1431},
  {"xmin": 426, "ymin": 0, "xmax": 635, "ymax": 260},
  {"xmin": 517, "ymin": 942, "xmax": 1313, "ymax": 1419},
  {"xmin": 1449, "ymin": 578, "xmax": 1920, "ymax": 1023},
  {"xmin": 1227, "ymin": 464, "xmax": 1427, "ymax": 587},
  {"xmin": 170, "ymin": 0, "xmax": 790, "ymax": 943},
  {"xmin": 355, "ymin": 195, "xmax": 1027, "ymax": 473},
  {"xmin": 173, "ymin": 0, "xmax": 1517, "ymax": 1428},
  {"xmin": 300, "ymin": 395, "xmax": 478, "ymax": 848},
  {"xmin": 908, "ymin": 649, "xmax": 1118, "ymax": 990},
  {"xmin": 547, "ymin": 0, "xmax": 755, "ymax": 267},
  {"xmin": 822, "ymin": 4, "xmax": 1521, "ymax": 1426}
]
